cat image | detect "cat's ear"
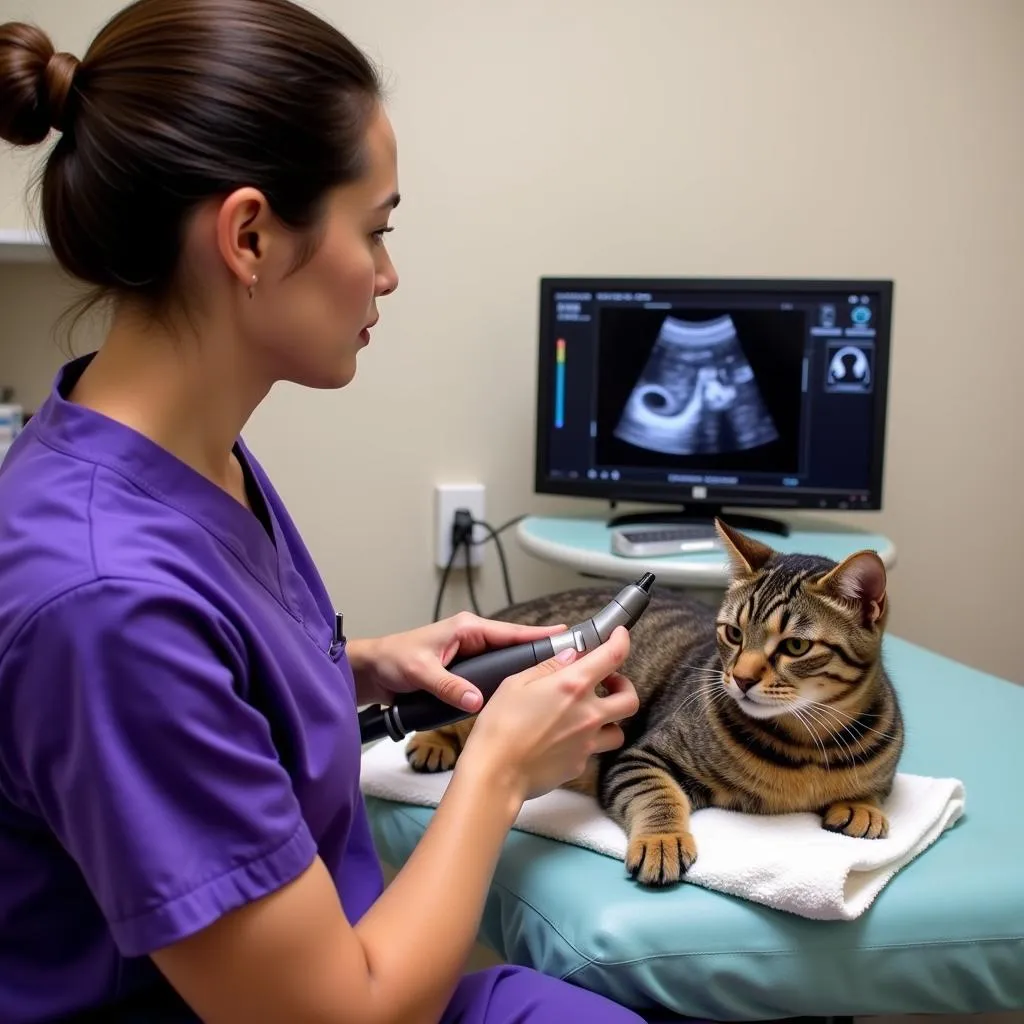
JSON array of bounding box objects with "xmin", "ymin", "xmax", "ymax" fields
[
  {"xmin": 811, "ymin": 549, "xmax": 888, "ymax": 628},
  {"xmin": 714, "ymin": 518, "xmax": 775, "ymax": 578}
]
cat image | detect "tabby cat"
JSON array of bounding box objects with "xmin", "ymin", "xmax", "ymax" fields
[{"xmin": 406, "ymin": 520, "xmax": 904, "ymax": 887}]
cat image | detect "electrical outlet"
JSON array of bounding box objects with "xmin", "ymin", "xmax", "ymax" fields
[{"xmin": 435, "ymin": 483, "xmax": 486, "ymax": 569}]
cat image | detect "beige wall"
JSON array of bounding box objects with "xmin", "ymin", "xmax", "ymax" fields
[{"xmin": 0, "ymin": 0, "xmax": 1021, "ymax": 685}]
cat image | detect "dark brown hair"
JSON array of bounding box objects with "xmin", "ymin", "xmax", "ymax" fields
[{"xmin": 0, "ymin": 0, "xmax": 383, "ymax": 312}]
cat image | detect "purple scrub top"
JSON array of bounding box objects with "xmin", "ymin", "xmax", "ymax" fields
[{"xmin": 0, "ymin": 355, "xmax": 384, "ymax": 1022}]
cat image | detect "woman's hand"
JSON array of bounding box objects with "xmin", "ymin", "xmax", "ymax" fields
[
  {"xmin": 346, "ymin": 611, "xmax": 568, "ymax": 710},
  {"xmin": 460, "ymin": 624, "xmax": 639, "ymax": 803}
]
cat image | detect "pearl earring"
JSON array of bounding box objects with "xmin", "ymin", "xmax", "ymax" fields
[{"xmin": 248, "ymin": 274, "xmax": 258, "ymax": 299}]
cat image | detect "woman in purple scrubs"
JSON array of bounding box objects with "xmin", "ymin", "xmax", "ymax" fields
[{"xmin": 0, "ymin": 1, "xmax": 651, "ymax": 1022}]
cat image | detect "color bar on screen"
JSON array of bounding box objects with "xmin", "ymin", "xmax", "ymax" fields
[{"xmin": 554, "ymin": 339, "xmax": 566, "ymax": 428}]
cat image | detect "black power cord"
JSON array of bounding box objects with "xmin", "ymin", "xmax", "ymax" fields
[
  {"xmin": 433, "ymin": 510, "xmax": 475, "ymax": 622},
  {"xmin": 431, "ymin": 511, "xmax": 526, "ymax": 622},
  {"xmin": 454, "ymin": 509, "xmax": 483, "ymax": 618},
  {"xmin": 469, "ymin": 515, "xmax": 523, "ymax": 608}
]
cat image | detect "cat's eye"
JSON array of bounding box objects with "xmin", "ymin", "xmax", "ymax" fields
[
  {"xmin": 723, "ymin": 624, "xmax": 743, "ymax": 645},
  {"xmin": 780, "ymin": 637, "xmax": 812, "ymax": 657}
]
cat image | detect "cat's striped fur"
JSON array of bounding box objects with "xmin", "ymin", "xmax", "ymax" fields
[{"xmin": 406, "ymin": 520, "xmax": 904, "ymax": 887}]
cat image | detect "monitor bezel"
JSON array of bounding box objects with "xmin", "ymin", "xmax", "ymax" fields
[{"xmin": 533, "ymin": 275, "xmax": 894, "ymax": 513}]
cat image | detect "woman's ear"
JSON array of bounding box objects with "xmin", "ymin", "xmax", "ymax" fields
[{"xmin": 214, "ymin": 186, "xmax": 277, "ymax": 293}]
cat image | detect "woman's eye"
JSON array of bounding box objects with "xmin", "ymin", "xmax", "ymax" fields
[
  {"xmin": 724, "ymin": 624, "xmax": 742, "ymax": 644},
  {"xmin": 371, "ymin": 226, "xmax": 394, "ymax": 245},
  {"xmin": 781, "ymin": 637, "xmax": 811, "ymax": 656}
]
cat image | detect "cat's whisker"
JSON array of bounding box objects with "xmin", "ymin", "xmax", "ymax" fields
[
  {"xmin": 706, "ymin": 690, "xmax": 735, "ymax": 713},
  {"xmin": 801, "ymin": 704, "xmax": 865, "ymax": 784},
  {"xmin": 800, "ymin": 701, "xmax": 848, "ymax": 743},
  {"xmin": 804, "ymin": 708, "xmax": 855, "ymax": 764},
  {"xmin": 673, "ymin": 670, "xmax": 726, "ymax": 687},
  {"xmin": 677, "ymin": 682, "xmax": 735, "ymax": 724},
  {"xmin": 670, "ymin": 676, "xmax": 727, "ymax": 719},
  {"xmin": 792, "ymin": 707, "xmax": 830, "ymax": 769},
  {"xmin": 806, "ymin": 700, "xmax": 898, "ymax": 742},
  {"xmin": 797, "ymin": 702, "xmax": 846, "ymax": 738},
  {"xmin": 802, "ymin": 713, "xmax": 835, "ymax": 773},
  {"xmin": 666, "ymin": 686, "xmax": 709, "ymax": 719},
  {"xmin": 805, "ymin": 704, "xmax": 883, "ymax": 763},
  {"xmin": 808, "ymin": 707, "xmax": 867, "ymax": 750},
  {"xmin": 675, "ymin": 677, "xmax": 725, "ymax": 692}
]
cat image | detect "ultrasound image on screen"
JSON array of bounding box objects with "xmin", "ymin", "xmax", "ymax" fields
[
  {"xmin": 613, "ymin": 314, "xmax": 778, "ymax": 455},
  {"xmin": 595, "ymin": 307, "xmax": 804, "ymax": 474}
]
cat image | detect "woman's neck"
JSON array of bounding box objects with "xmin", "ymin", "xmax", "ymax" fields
[{"xmin": 68, "ymin": 303, "xmax": 271, "ymax": 497}]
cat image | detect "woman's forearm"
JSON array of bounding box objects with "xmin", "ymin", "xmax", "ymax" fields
[
  {"xmin": 346, "ymin": 638, "xmax": 386, "ymax": 705},
  {"xmin": 354, "ymin": 751, "xmax": 523, "ymax": 1024}
]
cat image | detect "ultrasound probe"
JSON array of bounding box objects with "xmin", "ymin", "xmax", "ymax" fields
[{"xmin": 357, "ymin": 572, "xmax": 655, "ymax": 744}]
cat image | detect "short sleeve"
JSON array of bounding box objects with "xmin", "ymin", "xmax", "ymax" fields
[{"xmin": 0, "ymin": 578, "xmax": 317, "ymax": 957}]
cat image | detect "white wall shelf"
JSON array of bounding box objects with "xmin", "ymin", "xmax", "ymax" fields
[{"xmin": 0, "ymin": 229, "xmax": 52, "ymax": 264}]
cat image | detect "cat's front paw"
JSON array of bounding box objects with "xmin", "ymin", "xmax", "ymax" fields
[
  {"xmin": 626, "ymin": 831, "xmax": 697, "ymax": 886},
  {"xmin": 405, "ymin": 730, "xmax": 460, "ymax": 773},
  {"xmin": 822, "ymin": 801, "xmax": 889, "ymax": 839}
]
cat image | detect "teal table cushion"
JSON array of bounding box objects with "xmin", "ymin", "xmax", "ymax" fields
[{"xmin": 363, "ymin": 636, "xmax": 1024, "ymax": 1021}]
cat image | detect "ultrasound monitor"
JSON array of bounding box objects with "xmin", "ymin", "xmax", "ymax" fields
[{"xmin": 533, "ymin": 277, "xmax": 893, "ymax": 535}]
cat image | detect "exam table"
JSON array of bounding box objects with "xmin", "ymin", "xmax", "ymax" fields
[{"xmin": 362, "ymin": 633, "xmax": 1024, "ymax": 1021}]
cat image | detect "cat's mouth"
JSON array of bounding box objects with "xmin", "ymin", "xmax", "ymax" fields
[
  {"xmin": 727, "ymin": 682, "xmax": 798, "ymax": 720},
  {"xmin": 732, "ymin": 692, "xmax": 788, "ymax": 719}
]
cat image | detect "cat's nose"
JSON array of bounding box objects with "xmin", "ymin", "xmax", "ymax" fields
[{"xmin": 733, "ymin": 675, "xmax": 760, "ymax": 693}]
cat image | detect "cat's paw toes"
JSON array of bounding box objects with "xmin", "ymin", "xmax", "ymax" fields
[
  {"xmin": 626, "ymin": 831, "xmax": 697, "ymax": 886},
  {"xmin": 405, "ymin": 732, "xmax": 459, "ymax": 773},
  {"xmin": 822, "ymin": 801, "xmax": 889, "ymax": 839}
]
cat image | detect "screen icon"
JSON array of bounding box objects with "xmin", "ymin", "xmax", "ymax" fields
[{"xmin": 825, "ymin": 342, "xmax": 873, "ymax": 393}]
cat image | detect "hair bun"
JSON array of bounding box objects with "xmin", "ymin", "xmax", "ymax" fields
[
  {"xmin": 44, "ymin": 50, "xmax": 79, "ymax": 134},
  {"xmin": 0, "ymin": 21, "xmax": 79, "ymax": 145}
]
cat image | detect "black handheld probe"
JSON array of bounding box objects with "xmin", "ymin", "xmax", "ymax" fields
[{"xmin": 357, "ymin": 572, "xmax": 655, "ymax": 744}]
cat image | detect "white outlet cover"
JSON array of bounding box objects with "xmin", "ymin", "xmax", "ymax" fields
[{"xmin": 434, "ymin": 483, "xmax": 486, "ymax": 569}]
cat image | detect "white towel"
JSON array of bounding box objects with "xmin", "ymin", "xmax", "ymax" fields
[{"xmin": 359, "ymin": 737, "xmax": 965, "ymax": 921}]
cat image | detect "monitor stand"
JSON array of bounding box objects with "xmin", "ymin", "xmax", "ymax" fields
[{"xmin": 606, "ymin": 504, "xmax": 791, "ymax": 537}]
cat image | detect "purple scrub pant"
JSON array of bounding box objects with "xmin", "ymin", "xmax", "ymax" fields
[
  {"xmin": 105, "ymin": 965, "xmax": 692, "ymax": 1023},
  {"xmin": 444, "ymin": 965, "xmax": 655, "ymax": 1022}
]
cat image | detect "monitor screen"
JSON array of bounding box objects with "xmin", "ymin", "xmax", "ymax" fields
[{"xmin": 534, "ymin": 277, "xmax": 892, "ymax": 517}]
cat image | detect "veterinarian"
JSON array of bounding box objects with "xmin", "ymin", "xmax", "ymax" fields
[{"xmin": 0, "ymin": 1, "xmax": 644, "ymax": 1021}]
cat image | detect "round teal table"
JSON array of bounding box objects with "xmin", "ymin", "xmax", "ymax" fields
[{"xmin": 514, "ymin": 514, "xmax": 896, "ymax": 589}]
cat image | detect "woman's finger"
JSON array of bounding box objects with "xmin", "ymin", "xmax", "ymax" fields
[
  {"xmin": 472, "ymin": 618, "xmax": 568, "ymax": 646},
  {"xmin": 599, "ymin": 671, "xmax": 634, "ymax": 695},
  {"xmin": 446, "ymin": 615, "xmax": 568, "ymax": 661},
  {"xmin": 592, "ymin": 721, "xmax": 626, "ymax": 754},
  {"xmin": 550, "ymin": 625, "xmax": 631, "ymax": 686},
  {"xmin": 592, "ymin": 670, "xmax": 640, "ymax": 724},
  {"xmin": 427, "ymin": 669, "xmax": 484, "ymax": 712}
]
